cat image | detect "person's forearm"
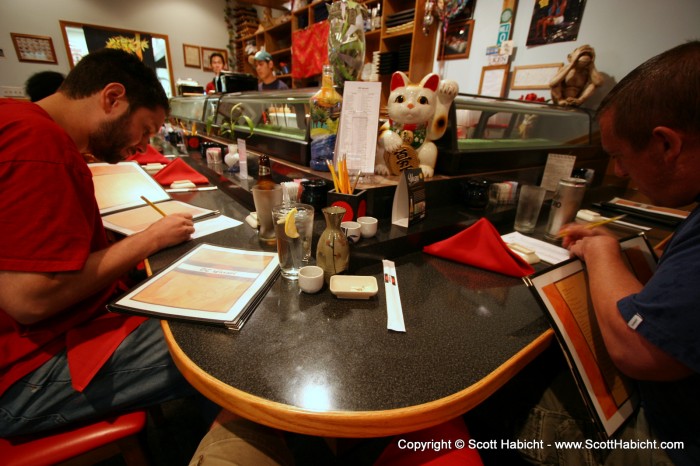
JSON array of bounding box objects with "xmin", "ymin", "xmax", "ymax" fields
[
  {"xmin": 584, "ymin": 243, "xmax": 690, "ymax": 379},
  {"xmin": 0, "ymin": 228, "xmax": 165, "ymax": 325}
]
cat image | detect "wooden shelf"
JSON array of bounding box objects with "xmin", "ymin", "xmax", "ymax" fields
[{"xmin": 233, "ymin": 0, "xmax": 438, "ymax": 100}]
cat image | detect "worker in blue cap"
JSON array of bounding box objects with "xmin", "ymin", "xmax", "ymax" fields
[{"xmin": 249, "ymin": 50, "xmax": 289, "ymax": 91}]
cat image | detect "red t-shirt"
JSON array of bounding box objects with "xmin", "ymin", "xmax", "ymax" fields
[{"xmin": 0, "ymin": 99, "xmax": 144, "ymax": 396}]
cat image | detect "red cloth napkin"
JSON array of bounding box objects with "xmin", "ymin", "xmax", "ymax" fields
[
  {"xmin": 423, "ymin": 218, "xmax": 535, "ymax": 277},
  {"xmin": 126, "ymin": 144, "xmax": 171, "ymax": 165},
  {"xmin": 152, "ymin": 157, "xmax": 209, "ymax": 186}
]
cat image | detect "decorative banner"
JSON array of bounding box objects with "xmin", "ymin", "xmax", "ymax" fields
[{"xmin": 497, "ymin": 0, "xmax": 518, "ymax": 45}]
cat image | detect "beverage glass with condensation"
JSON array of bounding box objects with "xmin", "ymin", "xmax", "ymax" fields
[
  {"xmin": 514, "ymin": 185, "xmax": 547, "ymax": 234},
  {"xmin": 272, "ymin": 203, "xmax": 314, "ymax": 279}
]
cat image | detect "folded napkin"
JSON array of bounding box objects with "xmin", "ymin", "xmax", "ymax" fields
[
  {"xmin": 423, "ymin": 218, "xmax": 535, "ymax": 277},
  {"xmin": 126, "ymin": 144, "xmax": 171, "ymax": 165},
  {"xmin": 152, "ymin": 157, "xmax": 209, "ymax": 186}
]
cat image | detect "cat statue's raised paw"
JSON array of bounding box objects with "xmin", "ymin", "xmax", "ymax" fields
[{"xmin": 375, "ymin": 72, "xmax": 458, "ymax": 178}]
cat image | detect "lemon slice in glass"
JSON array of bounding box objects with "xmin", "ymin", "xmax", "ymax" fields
[{"xmin": 284, "ymin": 207, "xmax": 300, "ymax": 238}]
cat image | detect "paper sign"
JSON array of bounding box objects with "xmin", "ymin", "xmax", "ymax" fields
[
  {"xmin": 391, "ymin": 168, "xmax": 426, "ymax": 227},
  {"xmin": 237, "ymin": 138, "xmax": 248, "ymax": 179},
  {"xmin": 335, "ymin": 81, "xmax": 382, "ymax": 173},
  {"xmin": 540, "ymin": 153, "xmax": 576, "ymax": 192}
]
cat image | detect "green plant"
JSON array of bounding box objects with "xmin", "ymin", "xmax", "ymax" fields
[
  {"xmin": 219, "ymin": 103, "xmax": 255, "ymax": 138},
  {"xmin": 205, "ymin": 115, "xmax": 215, "ymax": 136}
]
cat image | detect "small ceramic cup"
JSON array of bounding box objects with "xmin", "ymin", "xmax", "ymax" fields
[
  {"xmin": 357, "ymin": 216, "xmax": 378, "ymax": 238},
  {"xmin": 340, "ymin": 221, "xmax": 361, "ymax": 244},
  {"xmin": 298, "ymin": 266, "xmax": 324, "ymax": 294}
]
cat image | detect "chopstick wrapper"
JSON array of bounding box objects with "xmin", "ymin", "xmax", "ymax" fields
[
  {"xmin": 382, "ymin": 259, "xmax": 406, "ymax": 332},
  {"xmin": 153, "ymin": 158, "xmax": 209, "ymax": 186},
  {"xmin": 423, "ymin": 218, "xmax": 535, "ymax": 277}
]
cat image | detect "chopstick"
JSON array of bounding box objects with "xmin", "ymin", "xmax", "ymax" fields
[{"xmin": 140, "ymin": 195, "xmax": 167, "ymax": 217}]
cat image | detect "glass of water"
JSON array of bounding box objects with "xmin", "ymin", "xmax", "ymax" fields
[{"xmin": 271, "ymin": 203, "xmax": 314, "ymax": 280}]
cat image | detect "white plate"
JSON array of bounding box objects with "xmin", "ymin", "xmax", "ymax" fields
[{"xmin": 329, "ymin": 275, "xmax": 378, "ymax": 300}]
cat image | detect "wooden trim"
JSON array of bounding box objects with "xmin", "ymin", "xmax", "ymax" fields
[{"xmin": 162, "ymin": 321, "xmax": 553, "ymax": 437}]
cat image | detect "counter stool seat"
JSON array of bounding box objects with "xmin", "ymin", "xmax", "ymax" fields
[{"xmin": 0, "ymin": 410, "xmax": 149, "ymax": 466}]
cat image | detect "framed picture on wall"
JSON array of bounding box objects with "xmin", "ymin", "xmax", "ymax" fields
[
  {"xmin": 478, "ymin": 64, "xmax": 510, "ymax": 98},
  {"xmin": 202, "ymin": 47, "xmax": 228, "ymax": 71},
  {"xmin": 11, "ymin": 33, "xmax": 57, "ymax": 64},
  {"xmin": 439, "ymin": 20, "xmax": 475, "ymax": 60},
  {"xmin": 512, "ymin": 63, "xmax": 563, "ymax": 89},
  {"xmin": 183, "ymin": 44, "xmax": 201, "ymax": 68}
]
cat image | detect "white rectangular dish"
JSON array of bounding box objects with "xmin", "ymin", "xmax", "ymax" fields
[{"xmin": 329, "ymin": 275, "xmax": 378, "ymax": 300}]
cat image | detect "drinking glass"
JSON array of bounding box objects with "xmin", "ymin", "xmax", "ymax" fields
[{"xmin": 272, "ymin": 203, "xmax": 314, "ymax": 279}]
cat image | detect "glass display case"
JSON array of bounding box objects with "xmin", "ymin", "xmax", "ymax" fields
[
  {"xmin": 435, "ymin": 93, "xmax": 597, "ymax": 175},
  {"xmin": 170, "ymin": 95, "xmax": 208, "ymax": 123},
  {"xmin": 171, "ymin": 89, "xmax": 313, "ymax": 165}
]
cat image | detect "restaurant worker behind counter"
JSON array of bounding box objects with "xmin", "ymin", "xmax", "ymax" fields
[
  {"xmin": 205, "ymin": 52, "xmax": 228, "ymax": 94},
  {"xmin": 516, "ymin": 41, "xmax": 700, "ymax": 465},
  {"xmin": 0, "ymin": 48, "xmax": 200, "ymax": 437},
  {"xmin": 250, "ymin": 50, "xmax": 289, "ymax": 91}
]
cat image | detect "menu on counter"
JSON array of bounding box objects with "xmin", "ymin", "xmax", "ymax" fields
[
  {"xmin": 109, "ymin": 243, "xmax": 279, "ymax": 330},
  {"xmin": 90, "ymin": 162, "xmax": 218, "ymax": 235}
]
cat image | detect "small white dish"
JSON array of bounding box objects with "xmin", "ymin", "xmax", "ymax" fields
[
  {"xmin": 329, "ymin": 275, "xmax": 378, "ymax": 300},
  {"xmin": 340, "ymin": 221, "xmax": 361, "ymax": 244},
  {"xmin": 357, "ymin": 216, "xmax": 378, "ymax": 238},
  {"xmin": 299, "ymin": 266, "xmax": 324, "ymax": 294}
]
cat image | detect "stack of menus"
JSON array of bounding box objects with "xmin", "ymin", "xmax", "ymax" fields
[
  {"xmin": 524, "ymin": 234, "xmax": 657, "ymax": 438},
  {"xmin": 109, "ymin": 243, "xmax": 279, "ymax": 330},
  {"xmin": 90, "ymin": 162, "xmax": 218, "ymax": 236}
]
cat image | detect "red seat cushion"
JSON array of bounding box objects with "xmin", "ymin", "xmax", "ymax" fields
[{"xmin": 0, "ymin": 411, "xmax": 147, "ymax": 466}]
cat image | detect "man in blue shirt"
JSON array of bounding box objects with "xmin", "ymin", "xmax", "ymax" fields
[
  {"xmin": 519, "ymin": 41, "xmax": 700, "ymax": 465},
  {"xmin": 250, "ymin": 50, "xmax": 289, "ymax": 91}
]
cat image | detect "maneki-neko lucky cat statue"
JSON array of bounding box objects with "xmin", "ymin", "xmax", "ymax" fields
[{"xmin": 375, "ymin": 72, "xmax": 458, "ymax": 178}]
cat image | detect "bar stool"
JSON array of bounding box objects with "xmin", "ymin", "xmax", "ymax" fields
[{"xmin": 0, "ymin": 410, "xmax": 149, "ymax": 466}]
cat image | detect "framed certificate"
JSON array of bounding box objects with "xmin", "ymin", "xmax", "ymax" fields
[{"xmin": 11, "ymin": 33, "xmax": 57, "ymax": 64}]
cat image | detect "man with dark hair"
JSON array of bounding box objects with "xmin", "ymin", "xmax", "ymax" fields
[
  {"xmin": 250, "ymin": 50, "xmax": 288, "ymax": 91},
  {"xmin": 0, "ymin": 48, "xmax": 198, "ymax": 437},
  {"xmin": 205, "ymin": 52, "xmax": 227, "ymax": 94},
  {"xmin": 25, "ymin": 71, "xmax": 65, "ymax": 102},
  {"xmin": 518, "ymin": 41, "xmax": 700, "ymax": 465}
]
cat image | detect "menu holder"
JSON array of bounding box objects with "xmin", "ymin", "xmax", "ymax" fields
[
  {"xmin": 89, "ymin": 162, "xmax": 219, "ymax": 235},
  {"xmin": 524, "ymin": 233, "xmax": 657, "ymax": 438},
  {"xmin": 391, "ymin": 168, "xmax": 426, "ymax": 227},
  {"xmin": 108, "ymin": 243, "xmax": 280, "ymax": 330}
]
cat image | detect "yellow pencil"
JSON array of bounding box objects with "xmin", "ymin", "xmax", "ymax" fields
[
  {"xmin": 140, "ymin": 195, "xmax": 167, "ymax": 217},
  {"xmin": 351, "ymin": 170, "xmax": 362, "ymax": 195},
  {"xmin": 326, "ymin": 159, "xmax": 340, "ymax": 192},
  {"xmin": 558, "ymin": 215, "xmax": 626, "ymax": 237}
]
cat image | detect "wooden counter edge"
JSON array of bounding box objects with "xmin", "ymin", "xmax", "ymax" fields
[{"xmin": 162, "ymin": 321, "xmax": 554, "ymax": 438}]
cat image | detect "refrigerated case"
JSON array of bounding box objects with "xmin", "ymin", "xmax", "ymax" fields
[{"xmin": 434, "ymin": 93, "xmax": 598, "ymax": 175}]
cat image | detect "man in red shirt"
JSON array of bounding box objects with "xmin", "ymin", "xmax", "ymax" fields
[{"xmin": 0, "ymin": 48, "xmax": 197, "ymax": 437}]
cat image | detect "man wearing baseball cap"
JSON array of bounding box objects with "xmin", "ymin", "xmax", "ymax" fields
[{"xmin": 249, "ymin": 50, "xmax": 289, "ymax": 91}]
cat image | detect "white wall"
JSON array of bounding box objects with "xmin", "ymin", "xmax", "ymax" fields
[
  {"xmin": 2, "ymin": 0, "xmax": 700, "ymax": 109},
  {"xmin": 435, "ymin": 0, "xmax": 700, "ymax": 109},
  {"xmin": 0, "ymin": 0, "xmax": 229, "ymax": 94}
]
